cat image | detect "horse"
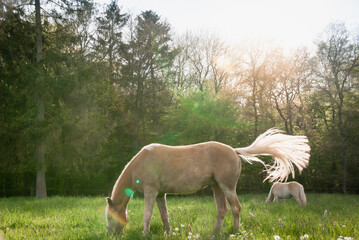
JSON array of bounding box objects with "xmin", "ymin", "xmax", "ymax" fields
[
  {"xmin": 105, "ymin": 128, "xmax": 310, "ymax": 236},
  {"xmin": 266, "ymin": 181, "xmax": 307, "ymax": 206}
]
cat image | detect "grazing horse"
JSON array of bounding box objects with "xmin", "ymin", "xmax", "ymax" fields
[
  {"xmin": 266, "ymin": 181, "xmax": 307, "ymax": 206},
  {"xmin": 105, "ymin": 128, "xmax": 310, "ymax": 236}
]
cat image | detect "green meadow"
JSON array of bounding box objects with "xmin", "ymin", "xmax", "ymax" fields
[{"xmin": 0, "ymin": 194, "xmax": 358, "ymax": 240}]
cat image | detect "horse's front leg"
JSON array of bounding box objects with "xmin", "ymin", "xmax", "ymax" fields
[
  {"xmin": 143, "ymin": 187, "xmax": 159, "ymax": 236},
  {"xmin": 156, "ymin": 194, "xmax": 170, "ymax": 234},
  {"xmin": 266, "ymin": 191, "xmax": 274, "ymax": 203}
]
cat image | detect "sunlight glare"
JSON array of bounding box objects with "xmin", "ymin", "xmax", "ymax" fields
[{"xmin": 213, "ymin": 55, "xmax": 233, "ymax": 74}]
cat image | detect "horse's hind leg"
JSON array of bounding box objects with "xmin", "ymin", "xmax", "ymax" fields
[
  {"xmin": 212, "ymin": 184, "xmax": 228, "ymax": 233},
  {"xmin": 220, "ymin": 186, "xmax": 241, "ymax": 232},
  {"xmin": 156, "ymin": 194, "xmax": 170, "ymax": 234}
]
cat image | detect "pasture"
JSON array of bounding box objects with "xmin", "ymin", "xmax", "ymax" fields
[{"xmin": 0, "ymin": 194, "xmax": 358, "ymax": 239}]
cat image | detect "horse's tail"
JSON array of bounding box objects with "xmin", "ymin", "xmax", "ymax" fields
[
  {"xmin": 299, "ymin": 184, "xmax": 307, "ymax": 206},
  {"xmin": 234, "ymin": 128, "xmax": 310, "ymax": 182}
]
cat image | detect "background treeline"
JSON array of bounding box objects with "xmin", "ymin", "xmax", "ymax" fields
[{"xmin": 0, "ymin": 0, "xmax": 358, "ymax": 197}]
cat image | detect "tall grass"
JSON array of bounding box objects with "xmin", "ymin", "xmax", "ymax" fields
[{"xmin": 0, "ymin": 194, "xmax": 358, "ymax": 239}]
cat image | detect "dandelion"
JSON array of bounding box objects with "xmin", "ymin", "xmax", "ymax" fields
[{"xmin": 273, "ymin": 235, "xmax": 281, "ymax": 240}]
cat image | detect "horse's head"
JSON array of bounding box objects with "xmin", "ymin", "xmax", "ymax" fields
[{"xmin": 105, "ymin": 197, "xmax": 128, "ymax": 235}]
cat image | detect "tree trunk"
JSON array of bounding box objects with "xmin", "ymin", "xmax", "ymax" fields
[
  {"xmin": 35, "ymin": 0, "xmax": 47, "ymax": 198},
  {"xmin": 252, "ymin": 78, "xmax": 258, "ymax": 136},
  {"xmin": 341, "ymin": 148, "xmax": 347, "ymax": 194}
]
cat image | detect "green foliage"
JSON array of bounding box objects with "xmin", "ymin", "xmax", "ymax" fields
[
  {"xmin": 0, "ymin": 194, "xmax": 358, "ymax": 239},
  {"xmin": 0, "ymin": 1, "xmax": 358, "ymax": 196},
  {"xmin": 163, "ymin": 90, "xmax": 240, "ymax": 145}
]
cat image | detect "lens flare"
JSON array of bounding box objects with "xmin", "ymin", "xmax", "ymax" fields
[{"xmin": 124, "ymin": 188, "xmax": 134, "ymax": 197}]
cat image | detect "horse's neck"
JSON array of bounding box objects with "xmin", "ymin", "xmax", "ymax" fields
[{"xmin": 111, "ymin": 166, "xmax": 133, "ymax": 211}]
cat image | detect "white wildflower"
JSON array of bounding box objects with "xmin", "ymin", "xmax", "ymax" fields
[
  {"xmin": 300, "ymin": 234, "xmax": 309, "ymax": 239},
  {"xmin": 172, "ymin": 232, "xmax": 176, "ymax": 236},
  {"xmin": 195, "ymin": 234, "xmax": 200, "ymax": 238},
  {"xmin": 175, "ymin": 227, "xmax": 179, "ymax": 231},
  {"xmin": 181, "ymin": 224, "xmax": 185, "ymax": 227},
  {"xmin": 344, "ymin": 237, "xmax": 353, "ymax": 240},
  {"xmin": 342, "ymin": 225, "xmax": 346, "ymax": 227},
  {"xmin": 273, "ymin": 235, "xmax": 281, "ymax": 240},
  {"xmin": 188, "ymin": 236, "xmax": 192, "ymax": 239},
  {"xmin": 189, "ymin": 232, "xmax": 192, "ymax": 236}
]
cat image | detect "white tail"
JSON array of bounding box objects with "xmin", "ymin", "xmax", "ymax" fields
[{"xmin": 235, "ymin": 128, "xmax": 310, "ymax": 182}]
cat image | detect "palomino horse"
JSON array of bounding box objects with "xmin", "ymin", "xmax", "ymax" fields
[
  {"xmin": 105, "ymin": 128, "xmax": 310, "ymax": 236},
  {"xmin": 266, "ymin": 181, "xmax": 307, "ymax": 206}
]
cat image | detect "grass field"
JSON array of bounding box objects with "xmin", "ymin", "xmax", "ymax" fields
[{"xmin": 0, "ymin": 194, "xmax": 358, "ymax": 240}]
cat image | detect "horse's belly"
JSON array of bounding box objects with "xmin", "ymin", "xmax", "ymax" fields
[
  {"xmin": 273, "ymin": 188, "xmax": 292, "ymax": 199},
  {"xmin": 159, "ymin": 174, "xmax": 213, "ymax": 194}
]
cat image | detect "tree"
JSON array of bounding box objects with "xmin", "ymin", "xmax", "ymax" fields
[
  {"xmin": 120, "ymin": 11, "xmax": 175, "ymax": 147},
  {"xmin": 237, "ymin": 40, "xmax": 276, "ymax": 136},
  {"xmin": 94, "ymin": 0, "xmax": 128, "ymax": 81},
  {"xmin": 268, "ymin": 48, "xmax": 312, "ymax": 134},
  {"xmin": 34, "ymin": 0, "xmax": 47, "ymax": 198},
  {"xmin": 0, "ymin": 2, "xmax": 37, "ymax": 196},
  {"xmin": 314, "ymin": 22, "xmax": 359, "ymax": 194}
]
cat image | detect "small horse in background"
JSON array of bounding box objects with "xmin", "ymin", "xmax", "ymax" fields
[
  {"xmin": 105, "ymin": 128, "xmax": 310, "ymax": 236},
  {"xmin": 266, "ymin": 181, "xmax": 307, "ymax": 206}
]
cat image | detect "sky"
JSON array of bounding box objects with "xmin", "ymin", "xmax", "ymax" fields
[{"xmin": 95, "ymin": 0, "xmax": 359, "ymax": 49}]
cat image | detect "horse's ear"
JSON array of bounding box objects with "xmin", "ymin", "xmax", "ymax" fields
[{"xmin": 106, "ymin": 197, "xmax": 113, "ymax": 207}]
